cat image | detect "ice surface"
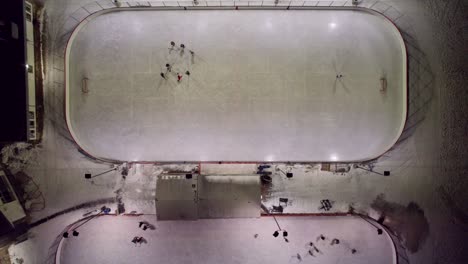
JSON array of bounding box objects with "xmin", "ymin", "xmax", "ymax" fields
[
  {"xmin": 56, "ymin": 215, "xmax": 394, "ymax": 264},
  {"xmin": 66, "ymin": 9, "xmax": 406, "ymax": 162}
]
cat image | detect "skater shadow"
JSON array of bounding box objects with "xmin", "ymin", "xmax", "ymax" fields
[
  {"xmin": 333, "ymin": 78, "xmax": 337, "ymax": 94},
  {"xmin": 306, "ymin": 241, "xmax": 322, "ymax": 255},
  {"xmin": 331, "ymin": 47, "xmax": 351, "ymax": 77},
  {"xmin": 332, "ymin": 76, "xmax": 350, "ymax": 94},
  {"xmin": 338, "ymin": 78, "xmax": 350, "ymax": 94},
  {"xmin": 168, "ymin": 47, "xmax": 176, "ymax": 54},
  {"xmin": 331, "ymin": 60, "xmax": 350, "ymax": 94},
  {"xmin": 188, "ymin": 53, "xmax": 207, "ymax": 68},
  {"xmin": 189, "ymin": 51, "xmax": 208, "ymax": 66},
  {"xmin": 289, "ymin": 253, "xmax": 303, "ymax": 262},
  {"xmin": 155, "ymin": 76, "xmax": 166, "ymax": 89}
]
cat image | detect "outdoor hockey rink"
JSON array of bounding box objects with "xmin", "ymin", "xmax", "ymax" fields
[
  {"xmin": 59, "ymin": 215, "xmax": 395, "ymax": 264},
  {"xmin": 66, "ymin": 9, "xmax": 406, "ymax": 162}
]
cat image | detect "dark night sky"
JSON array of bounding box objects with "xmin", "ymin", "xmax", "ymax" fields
[{"xmin": 0, "ymin": 0, "xmax": 28, "ymax": 142}]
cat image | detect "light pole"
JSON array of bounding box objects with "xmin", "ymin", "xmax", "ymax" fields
[
  {"xmin": 63, "ymin": 206, "xmax": 111, "ymax": 238},
  {"xmin": 355, "ymin": 165, "xmax": 390, "ymax": 176},
  {"xmin": 84, "ymin": 167, "xmax": 118, "ymax": 179},
  {"xmin": 358, "ymin": 215, "xmax": 383, "ymax": 235},
  {"xmin": 277, "ymin": 168, "xmax": 293, "ymax": 178},
  {"xmin": 272, "ymin": 215, "xmax": 289, "ymax": 242}
]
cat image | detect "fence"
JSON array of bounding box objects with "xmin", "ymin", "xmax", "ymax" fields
[
  {"xmin": 358, "ymin": 214, "xmax": 410, "ymax": 264},
  {"xmin": 385, "ymin": 225, "xmax": 411, "ymax": 264}
]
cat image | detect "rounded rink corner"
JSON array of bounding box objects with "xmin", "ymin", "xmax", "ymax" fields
[
  {"xmin": 64, "ymin": 6, "xmax": 407, "ymax": 163},
  {"xmin": 55, "ymin": 214, "xmax": 398, "ymax": 264}
]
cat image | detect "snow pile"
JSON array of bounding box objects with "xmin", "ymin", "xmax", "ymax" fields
[{"xmin": 0, "ymin": 143, "xmax": 40, "ymax": 171}]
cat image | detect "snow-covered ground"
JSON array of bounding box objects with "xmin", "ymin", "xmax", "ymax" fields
[{"xmin": 4, "ymin": 0, "xmax": 468, "ymax": 264}]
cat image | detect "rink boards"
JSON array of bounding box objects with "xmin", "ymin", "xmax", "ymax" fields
[{"xmin": 65, "ymin": 8, "xmax": 407, "ymax": 162}]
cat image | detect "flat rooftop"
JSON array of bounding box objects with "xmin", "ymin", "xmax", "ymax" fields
[{"xmin": 66, "ymin": 9, "xmax": 406, "ymax": 162}]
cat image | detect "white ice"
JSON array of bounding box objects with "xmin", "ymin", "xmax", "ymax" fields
[
  {"xmin": 66, "ymin": 9, "xmax": 406, "ymax": 162},
  {"xmin": 59, "ymin": 215, "xmax": 394, "ymax": 264}
]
